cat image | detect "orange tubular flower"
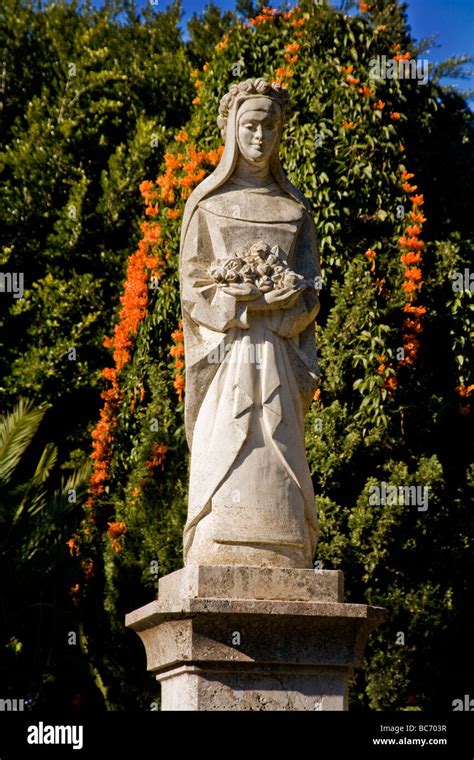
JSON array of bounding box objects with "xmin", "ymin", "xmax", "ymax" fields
[
  {"xmin": 456, "ymin": 384, "xmax": 474, "ymax": 398},
  {"xmin": 401, "ymin": 252, "xmax": 422, "ymax": 265},
  {"xmin": 383, "ymin": 375, "xmax": 398, "ymax": 393},
  {"xmin": 390, "ymin": 112, "xmax": 401, "ymax": 120},
  {"xmin": 404, "ymin": 267, "xmax": 422, "ymax": 281},
  {"xmin": 215, "ymin": 34, "xmax": 229, "ymax": 52},
  {"xmin": 364, "ymin": 248, "xmax": 377, "ymax": 273},
  {"xmin": 359, "ymin": 85, "xmax": 374, "ymax": 96},
  {"xmin": 374, "ymin": 100, "xmax": 385, "ymax": 110},
  {"xmin": 145, "ymin": 442, "xmax": 169, "ymax": 472},
  {"xmin": 107, "ymin": 521, "xmax": 127, "ymax": 553},
  {"xmin": 393, "ymin": 52, "xmax": 411, "ymax": 62},
  {"xmin": 404, "ymin": 304, "xmax": 426, "ymax": 316},
  {"xmin": 346, "ymin": 75, "xmax": 360, "ymax": 86},
  {"xmin": 274, "ymin": 66, "xmax": 294, "ymax": 82},
  {"xmin": 173, "ymin": 374, "xmax": 185, "ymax": 402},
  {"xmin": 66, "ymin": 534, "xmax": 81, "ymax": 558},
  {"xmin": 409, "ymin": 211, "xmax": 426, "ymax": 223},
  {"xmin": 170, "ymin": 322, "xmax": 185, "ymax": 402},
  {"xmin": 397, "ymin": 166, "xmax": 427, "ymax": 368}
]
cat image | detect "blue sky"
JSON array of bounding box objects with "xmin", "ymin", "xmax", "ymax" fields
[
  {"xmin": 176, "ymin": 0, "xmax": 473, "ymax": 102},
  {"xmin": 117, "ymin": 0, "xmax": 474, "ymax": 103}
]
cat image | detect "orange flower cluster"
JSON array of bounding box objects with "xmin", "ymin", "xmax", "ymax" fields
[
  {"xmin": 455, "ymin": 384, "xmax": 474, "ymax": 415},
  {"xmin": 374, "ymin": 100, "xmax": 385, "ymax": 110},
  {"xmin": 456, "ymin": 384, "xmax": 474, "ymax": 398},
  {"xmin": 284, "ymin": 41, "xmax": 300, "ymax": 66},
  {"xmin": 85, "ymin": 143, "xmax": 223, "ymax": 521},
  {"xmin": 393, "ymin": 52, "xmax": 411, "ymax": 62},
  {"xmin": 145, "ymin": 442, "xmax": 169, "ymax": 472},
  {"xmin": 376, "ymin": 354, "xmax": 398, "ymax": 395},
  {"xmin": 249, "ymin": 6, "xmax": 279, "ymax": 26},
  {"xmin": 346, "ymin": 75, "xmax": 360, "ymax": 86},
  {"xmin": 274, "ymin": 65, "xmax": 294, "ymax": 83},
  {"xmin": 364, "ymin": 248, "xmax": 377, "ymax": 273},
  {"xmin": 343, "ymin": 120, "xmax": 356, "ymax": 130},
  {"xmin": 398, "ymin": 169, "xmax": 427, "ymax": 366},
  {"xmin": 390, "ymin": 112, "xmax": 401, "ymax": 120},
  {"xmin": 215, "ymin": 34, "xmax": 229, "ymax": 52},
  {"xmin": 359, "ymin": 1, "xmax": 370, "ymax": 11},
  {"xmin": 87, "ymin": 387, "xmax": 119, "ymax": 512},
  {"xmin": 106, "ymin": 223, "xmax": 163, "ymax": 372},
  {"xmin": 292, "ymin": 17, "xmax": 305, "ymax": 29},
  {"xmin": 170, "ymin": 323, "xmax": 185, "ymax": 402},
  {"xmin": 66, "ymin": 533, "xmax": 82, "ymax": 557},
  {"xmin": 359, "ymin": 85, "xmax": 374, "ymax": 97},
  {"xmin": 274, "ymin": 19, "xmax": 305, "ymax": 84},
  {"xmin": 107, "ymin": 521, "xmax": 127, "ymax": 553},
  {"xmin": 157, "ymin": 146, "xmax": 223, "ymax": 203}
]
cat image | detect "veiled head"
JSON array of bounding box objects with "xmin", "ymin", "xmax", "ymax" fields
[{"xmin": 217, "ymin": 78, "xmax": 289, "ymax": 142}]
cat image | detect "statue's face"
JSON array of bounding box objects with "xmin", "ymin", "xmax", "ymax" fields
[{"xmin": 237, "ymin": 97, "xmax": 281, "ymax": 165}]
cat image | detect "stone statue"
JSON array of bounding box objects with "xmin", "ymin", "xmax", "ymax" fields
[{"xmin": 179, "ymin": 78, "xmax": 321, "ymax": 569}]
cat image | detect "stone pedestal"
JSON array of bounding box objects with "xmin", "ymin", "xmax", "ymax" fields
[{"xmin": 125, "ymin": 565, "xmax": 386, "ymax": 711}]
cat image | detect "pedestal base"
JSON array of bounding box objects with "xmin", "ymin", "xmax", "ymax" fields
[{"xmin": 125, "ymin": 565, "xmax": 386, "ymax": 711}]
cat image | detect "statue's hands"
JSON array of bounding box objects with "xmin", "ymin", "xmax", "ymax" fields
[
  {"xmin": 221, "ymin": 283, "xmax": 261, "ymax": 301},
  {"xmin": 248, "ymin": 285, "xmax": 306, "ymax": 311}
]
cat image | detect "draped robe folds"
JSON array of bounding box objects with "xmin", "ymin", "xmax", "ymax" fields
[{"xmin": 180, "ymin": 179, "xmax": 321, "ymax": 568}]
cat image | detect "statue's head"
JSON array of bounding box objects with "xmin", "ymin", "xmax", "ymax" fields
[
  {"xmin": 217, "ymin": 79, "xmax": 289, "ymax": 166},
  {"xmin": 180, "ymin": 79, "xmax": 306, "ymax": 247}
]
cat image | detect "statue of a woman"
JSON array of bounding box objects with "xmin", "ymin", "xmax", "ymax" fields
[{"xmin": 179, "ymin": 78, "xmax": 321, "ymax": 569}]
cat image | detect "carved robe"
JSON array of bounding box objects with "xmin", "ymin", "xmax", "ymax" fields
[{"xmin": 180, "ymin": 177, "xmax": 321, "ymax": 568}]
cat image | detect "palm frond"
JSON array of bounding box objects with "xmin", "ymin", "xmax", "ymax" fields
[{"xmin": 0, "ymin": 399, "xmax": 50, "ymax": 485}]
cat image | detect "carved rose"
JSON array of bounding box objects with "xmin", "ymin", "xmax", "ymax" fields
[{"xmin": 206, "ymin": 240, "xmax": 310, "ymax": 295}]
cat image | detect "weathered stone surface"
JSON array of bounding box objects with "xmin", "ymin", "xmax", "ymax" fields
[
  {"xmin": 156, "ymin": 564, "xmax": 344, "ymax": 604},
  {"xmin": 180, "ymin": 78, "xmax": 322, "ymax": 568},
  {"xmin": 125, "ymin": 565, "xmax": 386, "ymax": 711},
  {"xmin": 159, "ymin": 665, "xmax": 347, "ymax": 711}
]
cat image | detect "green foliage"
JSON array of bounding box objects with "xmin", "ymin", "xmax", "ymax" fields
[
  {"xmin": 1, "ymin": 0, "xmax": 473, "ymax": 712},
  {"xmin": 85, "ymin": 0, "xmax": 473, "ymax": 712},
  {"xmin": 187, "ymin": 1, "xmax": 236, "ymax": 65}
]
